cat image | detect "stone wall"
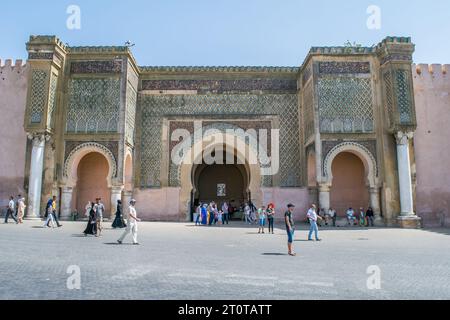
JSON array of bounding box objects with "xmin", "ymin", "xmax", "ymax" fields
[
  {"xmin": 413, "ymin": 64, "xmax": 450, "ymax": 227},
  {"xmin": 0, "ymin": 60, "xmax": 28, "ymax": 208}
]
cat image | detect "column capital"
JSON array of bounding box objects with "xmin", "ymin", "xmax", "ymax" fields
[
  {"xmin": 27, "ymin": 132, "xmax": 52, "ymax": 145},
  {"xmin": 395, "ymin": 131, "xmax": 414, "ymax": 145},
  {"xmin": 111, "ymin": 185, "xmax": 124, "ymax": 193},
  {"xmin": 318, "ymin": 183, "xmax": 331, "ymax": 192}
]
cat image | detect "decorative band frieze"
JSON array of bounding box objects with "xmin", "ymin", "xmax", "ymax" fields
[
  {"xmin": 318, "ymin": 61, "xmax": 371, "ymax": 74},
  {"xmin": 70, "ymin": 60, "xmax": 123, "ymax": 74},
  {"xmin": 141, "ymin": 79, "xmax": 297, "ymax": 93}
]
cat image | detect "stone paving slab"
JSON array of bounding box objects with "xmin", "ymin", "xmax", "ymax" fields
[{"xmin": 0, "ymin": 221, "xmax": 449, "ymax": 300}]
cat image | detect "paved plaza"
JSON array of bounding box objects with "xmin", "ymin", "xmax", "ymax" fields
[{"xmin": 0, "ymin": 220, "xmax": 449, "ymax": 300}]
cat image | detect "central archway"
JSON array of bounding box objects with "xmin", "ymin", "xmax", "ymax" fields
[
  {"xmin": 192, "ymin": 153, "xmax": 249, "ymax": 209},
  {"xmin": 179, "ymin": 132, "xmax": 262, "ymax": 221}
]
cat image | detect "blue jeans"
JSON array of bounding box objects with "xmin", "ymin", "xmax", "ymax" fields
[
  {"xmin": 286, "ymin": 229, "xmax": 295, "ymax": 243},
  {"xmin": 308, "ymin": 221, "xmax": 319, "ymax": 240}
]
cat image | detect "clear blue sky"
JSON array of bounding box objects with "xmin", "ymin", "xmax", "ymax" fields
[{"xmin": 1, "ymin": 0, "xmax": 449, "ymax": 66}]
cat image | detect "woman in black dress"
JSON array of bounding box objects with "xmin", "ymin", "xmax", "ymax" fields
[
  {"xmin": 112, "ymin": 199, "xmax": 127, "ymax": 229},
  {"xmin": 83, "ymin": 202, "xmax": 97, "ymax": 236}
]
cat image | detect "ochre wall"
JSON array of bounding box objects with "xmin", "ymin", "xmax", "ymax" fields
[
  {"xmin": 330, "ymin": 152, "xmax": 369, "ymax": 217},
  {"xmin": 0, "ymin": 60, "xmax": 28, "ymax": 208},
  {"xmin": 413, "ymin": 64, "xmax": 450, "ymax": 227},
  {"xmin": 74, "ymin": 152, "xmax": 111, "ymax": 217}
]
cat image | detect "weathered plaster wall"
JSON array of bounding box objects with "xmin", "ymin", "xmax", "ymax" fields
[
  {"xmin": 0, "ymin": 60, "xmax": 28, "ymax": 208},
  {"xmin": 413, "ymin": 64, "xmax": 450, "ymax": 227}
]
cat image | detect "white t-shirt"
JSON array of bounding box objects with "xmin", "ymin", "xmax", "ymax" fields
[
  {"xmin": 128, "ymin": 205, "xmax": 137, "ymax": 223},
  {"xmin": 307, "ymin": 208, "xmax": 317, "ymax": 222},
  {"xmin": 8, "ymin": 200, "xmax": 15, "ymax": 210}
]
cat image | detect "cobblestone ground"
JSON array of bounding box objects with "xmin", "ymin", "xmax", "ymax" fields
[{"xmin": 0, "ymin": 220, "xmax": 449, "ymax": 300}]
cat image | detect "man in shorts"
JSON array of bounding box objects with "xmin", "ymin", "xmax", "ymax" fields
[{"xmin": 285, "ymin": 203, "xmax": 296, "ymax": 256}]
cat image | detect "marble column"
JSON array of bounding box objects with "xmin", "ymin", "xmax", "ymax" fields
[
  {"xmin": 26, "ymin": 134, "xmax": 47, "ymax": 219},
  {"xmin": 395, "ymin": 131, "xmax": 421, "ymax": 228},
  {"xmin": 111, "ymin": 186, "xmax": 124, "ymax": 218},
  {"xmin": 395, "ymin": 131, "xmax": 415, "ymax": 216},
  {"xmin": 318, "ymin": 184, "xmax": 331, "ymax": 212},
  {"xmin": 60, "ymin": 187, "xmax": 73, "ymax": 219}
]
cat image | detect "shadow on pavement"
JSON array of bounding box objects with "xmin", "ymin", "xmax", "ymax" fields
[{"xmin": 262, "ymin": 253, "xmax": 288, "ymax": 256}]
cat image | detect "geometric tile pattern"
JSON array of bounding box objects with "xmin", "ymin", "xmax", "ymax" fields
[
  {"xmin": 318, "ymin": 77, "xmax": 374, "ymax": 133},
  {"xmin": 395, "ymin": 69, "xmax": 415, "ymax": 125},
  {"xmin": 303, "ymin": 82, "xmax": 315, "ymax": 140},
  {"xmin": 46, "ymin": 73, "xmax": 58, "ymax": 129},
  {"xmin": 383, "ymin": 71, "xmax": 394, "ymax": 128},
  {"xmin": 29, "ymin": 70, "xmax": 47, "ymax": 124},
  {"xmin": 139, "ymin": 94, "xmax": 301, "ymax": 188},
  {"xmin": 125, "ymin": 83, "xmax": 137, "ymax": 145},
  {"xmin": 66, "ymin": 78, "xmax": 120, "ymax": 133}
]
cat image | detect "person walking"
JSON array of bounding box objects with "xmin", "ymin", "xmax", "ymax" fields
[
  {"xmin": 244, "ymin": 203, "xmax": 251, "ymax": 224},
  {"xmin": 194, "ymin": 203, "xmax": 202, "ymax": 226},
  {"xmin": 4, "ymin": 196, "xmax": 18, "ymax": 224},
  {"xmin": 83, "ymin": 201, "xmax": 97, "ymax": 236},
  {"xmin": 258, "ymin": 206, "xmax": 266, "ymax": 234},
  {"xmin": 46, "ymin": 196, "xmax": 62, "ymax": 228},
  {"xmin": 307, "ymin": 204, "xmax": 322, "ymax": 241},
  {"xmin": 117, "ymin": 199, "xmax": 141, "ymax": 245},
  {"xmin": 17, "ymin": 197, "xmax": 26, "ymax": 224},
  {"xmin": 267, "ymin": 203, "xmax": 275, "ymax": 234},
  {"xmin": 84, "ymin": 201, "xmax": 92, "ymax": 218},
  {"xmin": 95, "ymin": 198, "xmax": 105, "ymax": 237},
  {"xmin": 222, "ymin": 202, "xmax": 229, "ymax": 225},
  {"xmin": 285, "ymin": 204, "xmax": 296, "ymax": 256},
  {"xmin": 112, "ymin": 199, "xmax": 127, "ymax": 229},
  {"xmin": 43, "ymin": 198, "xmax": 56, "ymax": 228},
  {"xmin": 366, "ymin": 207, "xmax": 375, "ymax": 227}
]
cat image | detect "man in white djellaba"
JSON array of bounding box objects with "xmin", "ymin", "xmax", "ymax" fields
[{"xmin": 117, "ymin": 199, "xmax": 141, "ymax": 245}]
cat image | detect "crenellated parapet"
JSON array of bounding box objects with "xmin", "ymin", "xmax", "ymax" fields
[
  {"xmin": 414, "ymin": 64, "xmax": 450, "ymax": 78},
  {"xmin": 0, "ymin": 59, "xmax": 27, "ymax": 72}
]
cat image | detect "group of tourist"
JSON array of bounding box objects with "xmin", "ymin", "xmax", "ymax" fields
[
  {"xmin": 3, "ymin": 195, "xmax": 26, "ymax": 224},
  {"xmin": 313, "ymin": 206, "xmax": 375, "ymax": 227},
  {"xmin": 82, "ymin": 197, "xmax": 141, "ymax": 245},
  {"xmin": 194, "ymin": 201, "xmax": 231, "ymax": 226}
]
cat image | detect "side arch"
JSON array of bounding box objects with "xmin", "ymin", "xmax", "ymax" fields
[
  {"xmin": 323, "ymin": 142, "xmax": 378, "ymax": 188},
  {"xmin": 64, "ymin": 142, "xmax": 117, "ymax": 188}
]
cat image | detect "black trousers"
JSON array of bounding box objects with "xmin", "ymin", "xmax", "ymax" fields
[
  {"xmin": 4, "ymin": 209, "xmax": 17, "ymax": 223},
  {"xmin": 268, "ymin": 218, "xmax": 274, "ymax": 233}
]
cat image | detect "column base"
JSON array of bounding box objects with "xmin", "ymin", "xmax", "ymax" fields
[
  {"xmin": 397, "ymin": 215, "xmax": 422, "ymax": 229},
  {"xmin": 373, "ymin": 216, "xmax": 385, "ymax": 227}
]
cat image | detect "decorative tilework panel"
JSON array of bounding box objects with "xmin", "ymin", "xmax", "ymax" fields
[
  {"xmin": 395, "ymin": 70, "xmax": 415, "ymax": 125},
  {"xmin": 66, "ymin": 78, "xmax": 120, "ymax": 133},
  {"xmin": 141, "ymin": 79, "xmax": 297, "ymax": 93},
  {"xmin": 139, "ymin": 94, "xmax": 301, "ymax": 188},
  {"xmin": 47, "ymin": 73, "xmax": 58, "ymax": 129},
  {"xmin": 29, "ymin": 70, "xmax": 47, "ymax": 124},
  {"xmin": 303, "ymin": 82, "xmax": 315, "ymax": 140},
  {"xmin": 383, "ymin": 71, "xmax": 394, "ymax": 128},
  {"xmin": 70, "ymin": 60, "xmax": 123, "ymax": 74},
  {"xmin": 318, "ymin": 62, "xmax": 371, "ymax": 74},
  {"xmin": 318, "ymin": 77, "xmax": 374, "ymax": 133},
  {"xmin": 125, "ymin": 84, "xmax": 137, "ymax": 145}
]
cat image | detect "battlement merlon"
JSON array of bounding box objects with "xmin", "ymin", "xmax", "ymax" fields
[
  {"xmin": 0, "ymin": 59, "xmax": 27, "ymax": 73},
  {"xmin": 414, "ymin": 64, "xmax": 450, "ymax": 77}
]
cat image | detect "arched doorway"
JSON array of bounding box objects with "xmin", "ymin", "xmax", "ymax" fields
[
  {"xmin": 330, "ymin": 152, "xmax": 369, "ymax": 216},
  {"xmin": 73, "ymin": 152, "xmax": 111, "ymax": 217},
  {"xmin": 193, "ymin": 161, "xmax": 248, "ymax": 206}
]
